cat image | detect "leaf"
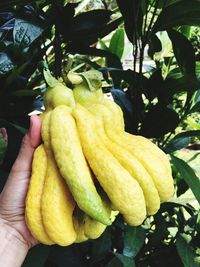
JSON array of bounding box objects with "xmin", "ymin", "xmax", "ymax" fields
[
  {"xmin": 177, "ymin": 179, "xmax": 189, "ymax": 197},
  {"xmin": 189, "ymin": 102, "xmax": 200, "ymax": 114},
  {"xmin": 148, "ymin": 34, "xmax": 162, "ymax": 59},
  {"xmin": 168, "ymin": 29, "xmax": 196, "ymax": 77},
  {"xmin": 109, "ymin": 28, "xmax": 125, "ymax": 60},
  {"xmin": 98, "ymin": 38, "xmax": 109, "ymax": 51},
  {"xmin": 0, "ymin": 119, "xmax": 27, "ymax": 134},
  {"xmin": 0, "ymin": 52, "xmax": 15, "ymax": 75},
  {"xmin": 140, "ymin": 105, "xmax": 180, "ymax": 138},
  {"xmin": 13, "ymin": 18, "xmax": 44, "ymax": 47},
  {"xmin": 22, "ymin": 244, "xmax": 50, "ymax": 267},
  {"xmin": 176, "ymin": 234, "xmax": 197, "ymax": 267},
  {"xmin": 5, "ymin": 62, "xmax": 29, "ymax": 87},
  {"xmin": 105, "ymin": 257, "xmax": 123, "ymax": 267},
  {"xmin": 165, "ymin": 130, "xmax": 200, "ymax": 153},
  {"xmin": 164, "ymin": 76, "xmax": 200, "ymax": 94},
  {"xmin": 123, "ymin": 225, "xmax": 146, "ymax": 258},
  {"xmin": 164, "ymin": 137, "xmax": 190, "ymax": 154},
  {"xmin": 111, "ymin": 89, "xmax": 135, "ymax": 133},
  {"xmin": 153, "ymin": 0, "xmax": 200, "ymax": 32},
  {"xmin": 116, "ymin": 0, "xmax": 143, "ymax": 43},
  {"xmin": 71, "ymin": 9, "xmax": 112, "ymax": 34},
  {"xmin": 170, "ymin": 155, "xmax": 200, "ymax": 205},
  {"xmin": 115, "ymin": 253, "xmax": 136, "ymax": 267},
  {"xmin": 67, "ymin": 44, "xmax": 122, "ymax": 87},
  {"xmin": 91, "ymin": 229, "xmax": 112, "ymax": 262}
]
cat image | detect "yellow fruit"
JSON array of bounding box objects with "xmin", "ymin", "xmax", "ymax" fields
[
  {"xmin": 89, "ymin": 103, "xmax": 174, "ymax": 202},
  {"xmin": 101, "ymin": 99, "xmax": 172, "ymax": 175},
  {"xmin": 50, "ymin": 105, "xmax": 111, "ymax": 226},
  {"xmin": 25, "ymin": 144, "xmax": 53, "ymax": 245},
  {"xmin": 73, "ymin": 83, "xmax": 172, "ymax": 175},
  {"xmin": 43, "ymin": 69, "xmax": 75, "ymax": 111},
  {"xmin": 73, "ymin": 104, "xmax": 146, "ymax": 226},
  {"xmin": 41, "ymin": 111, "xmax": 77, "ymax": 246},
  {"xmin": 92, "ymin": 117, "xmax": 160, "ymax": 215},
  {"xmin": 84, "ymin": 194, "xmax": 118, "ymax": 239}
]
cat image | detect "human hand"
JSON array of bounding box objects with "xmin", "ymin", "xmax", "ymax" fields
[{"xmin": 0, "ymin": 115, "xmax": 42, "ymax": 249}]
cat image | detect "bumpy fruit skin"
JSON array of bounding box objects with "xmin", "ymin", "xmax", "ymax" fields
[
  {"xmin": 84, "ymin": 196, "xmax": 118, "ymax": 239},
  {"xmin": 73, "ymin": 104, "xmax": 146, "ymax": 226},
  {"xmin": 50, "ymin": 105, "xmax": 111, "ymax": 226},
  {"xmin": 88, "ymin": 103, "xmax": 174, "ymax": 202},
  {"xmin": 43, "ymin": 69, "xmax": 75, "ymax": 111},
  {"xmin": 25, "ymin": 144, "xmax": 53, "ymax": 245},
  {"xmin": 93, "ymin": 118, "xmax": 160, "ymax": 215},
  {"xmin": 73, "ymin": 84, "xmax": 172, "ymax": 175},
  {"xmin": 41, "ymin": 111, "xmax": 77, "ymax": 246},
  {"xmin": 101, "ymin": 100, "xmax": 172, "ymax": 175}
]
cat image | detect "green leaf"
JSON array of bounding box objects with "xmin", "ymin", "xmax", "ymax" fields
[
  {"xmin": 98, "ymin": 38, "xmax": 109, "ymax": 51},
  {"xmin": 91, "ymin": 229, "xmax": 112, "ymax": 262},
  {"xmin": 109, "ymin": 28, "xmax": 125, "ymax": 60},
  {"xmin": 189, "ymin": 102, "xmax": 200, "ymax": 114},
  {"xmin": 0, "ymin": 119, "xmax": 27, "ymax": 134},
  {"xmin": 5, "ymin": 62, "xmax": 29, "ymax": 87},
  {"xmin": 105, "ymin": 257, "xmax": 122, "ymax": 267},
  {"xmin": 115, "ymin": 253, "xmax": 136, "ymax": 267},
  {"xmin": 153, "ymin": 0, "xmax": 200, "ymax": 32},
  {"xmin": 164, "ymin": 130, "xmax": 200, "ymax": 153},
  {"xmin": 164, "ymin": 76, "xmax": 200, "ymax": 94},
  {"xmin": 148, "ymin": 34, "xmax": 162, "ymax": 59},
  {"xmin": 116, "ymin": 0, "xmax": 143, "ymax": 43},
  {"xmin": 13, "ymin": 18, "xmax": 44, "ymax": 47},
  {"xmin": 170, "ymin": 155, "xmax": 200, "ymax": 205},
  {"xmin": 0, "ymin": 52, "xmax": 15, "ymax": 75},
  {"xmin": 165, "ymin": 137, "xmax": 190, "ymax": 153},
  {"xmin": 22, "ymin": 245, "xmax": 50, "ymax": 267},
  {"xmin": 123, "ymin": 225, "xmax": 146, "ymax": 258},
  {"xmin": 168, "ymin": 29, "xmax": 196, "ymax": 77},
  {"xmin": 176, "ymin": 234, "xmax": 197, "ymax": 267}
]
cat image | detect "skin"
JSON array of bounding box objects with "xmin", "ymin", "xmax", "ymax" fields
[{"xmin": 0, "ymin": 115, "xmax": 41, "ymax": 267}]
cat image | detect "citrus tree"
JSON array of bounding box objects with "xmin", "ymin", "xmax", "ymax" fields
[{"xmin": 0, "ymin": 0, "xmax": 199, "ymax": 266}]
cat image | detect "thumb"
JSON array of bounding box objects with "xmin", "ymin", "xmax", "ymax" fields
[
  {"xmin": 0, "ymin": 115, "xmax": 42, "ymax": 213},
  {"xmin": 11, "ymin": 115, "xmax": 42, "ymax": 173}
]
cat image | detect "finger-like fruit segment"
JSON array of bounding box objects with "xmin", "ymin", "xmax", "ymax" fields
[
  {"xmin": 73, "ymin": 104, "xmax": 146, "ymax": 226},
  {"xmin": 41, "ymin": 151, "xmax": 76, "ymax": 246},
  {"xmin": 100, "ymin": 100, "xmax": 172, "ymax": 175},
  {"xmin": 89, "ymin": 103, "xmax": 174, "ymax": 202},
  {"xmin": 93, "ymin": 118, "xmax": 160, "ymax": 215},
  {"xmin": 50, "ymin": 105, "xmax": 111, "ymax": 225},
  {"xmin": 41, "ymin": 112, "xmax": 77, "ymax": 246},
  {"xmin": 73, "ymin": 84, "xmax": 172, "ymax": 175},
  {"xmin": 25, "ymin": 144, "xmax": 53, "ymax": 245}
]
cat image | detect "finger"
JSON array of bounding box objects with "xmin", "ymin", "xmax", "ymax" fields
[
  {"xmin": 11, "ymin": 115, "xmax": 42, "ymax": 173},
  {"xmin": 0, "ymin": 116, "xmax": 42, "ymax": 209}
]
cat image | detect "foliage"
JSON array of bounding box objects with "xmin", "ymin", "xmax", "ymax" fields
[{"xmin": 0, "ymin": 0, "xmax": 200, "ymax": 266}]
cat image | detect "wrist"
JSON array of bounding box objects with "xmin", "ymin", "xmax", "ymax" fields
[{"xmin": 0, "ymin": 219, "xmax": 29, "ymax": 267}]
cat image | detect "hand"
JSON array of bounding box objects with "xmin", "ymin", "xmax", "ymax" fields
[{"xmin": 0, "ymin": 115, "xmax": 42, "ymax": 249}]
